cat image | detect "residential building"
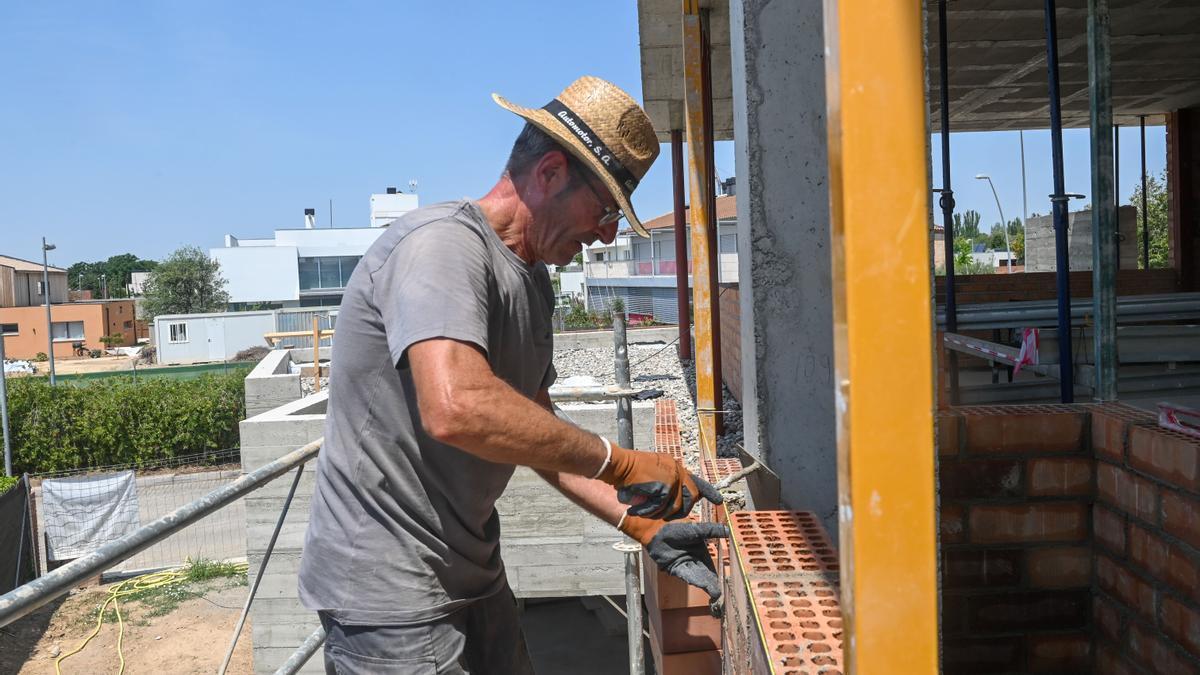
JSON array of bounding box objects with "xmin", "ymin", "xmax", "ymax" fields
[
  {"xmin": 0, "ymin": 255, "xmax": 68, "ymax": 308},
  {"xmin": 0, "ymin": 299, "xmax": 136, "ymax": 360},
  {"xmin": 211, "ymin": 191, "xmax": 418, "ymax": 310},
  {"xmin": 583, "ymin": 194, "xmax": 738, "ymax": 323}
]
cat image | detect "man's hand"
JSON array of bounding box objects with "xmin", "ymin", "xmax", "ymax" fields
[
  {"xmin": 597, "ymin": 443, "xmax": 723, "ymax": 520},
  {"xmin": 621, "ymin": 517, "xmax": 728, "ymax": 601}
]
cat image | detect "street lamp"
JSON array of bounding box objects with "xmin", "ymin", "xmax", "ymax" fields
[
  {"xmin": 975, "ymin": 174, "xmax": 1012, "ymax": 273},
  {"xmin": 101, "ymin": 273, "xmax": 108, "ymax": 300},
  {"xmin": 42, "ymin": 238, "xmax": 57, "ymax": 385}
]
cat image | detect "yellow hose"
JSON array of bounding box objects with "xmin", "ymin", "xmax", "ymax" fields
[{"xmin": 55, "ymin": 562, "xmax": 248, "ymax": 675}]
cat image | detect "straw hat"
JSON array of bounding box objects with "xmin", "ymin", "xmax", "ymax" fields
[{"xmin": 493, "ymin": 76, "xmax": 660, "ymax": 237}]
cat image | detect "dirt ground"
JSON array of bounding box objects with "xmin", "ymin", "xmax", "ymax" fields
[
  {"xmin": 0, "ymin": 580, "xmax": 253, "ymax": 675},
  {"xmin": 17, "ymin": 355, "xmax": 138, "ymax": 377}
]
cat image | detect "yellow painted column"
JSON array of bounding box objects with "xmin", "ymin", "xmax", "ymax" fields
[
  {"xmin": 824, "ymin": 0, "xmax": 940, "ymax": 672},
  {"xmin": 682, "ymin": 0, "xmax": 719, "ymax": 458}
]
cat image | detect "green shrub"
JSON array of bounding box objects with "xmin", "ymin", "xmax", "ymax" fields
[
  {"xmin": 0, "ymin": 475, "xmax": 18, "ymax": 495},
  {"xmin": 35, "ymin": 353, "xmax": 48, "ymax": 362},
  {"xmin": 6, "ymin": 371, "xmax": 247, "ymax": 474}
]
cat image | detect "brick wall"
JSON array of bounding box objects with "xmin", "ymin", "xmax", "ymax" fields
[
  {"xmin": 718, "ymin": 283, "xmax": 742, "ymax": 402},
  {"xmin": 1091, "ymin": 403, "xmax": 1200, "ymax": 674},
  {"xmin": 938, "ymin": 402, "xmax": 1200, "ymax": 674},
  {"xmin": 938, "ymin": 405, "xmax": 1092, "ymax": 674},
  {"xmin": 934, "ymin": 268, "xmax": 1178, "ymax": 306}
]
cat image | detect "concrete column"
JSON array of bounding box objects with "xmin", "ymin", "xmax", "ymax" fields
[{"xmin": 730, "ymin": 0, "xmax": 837, "ymax": 536}]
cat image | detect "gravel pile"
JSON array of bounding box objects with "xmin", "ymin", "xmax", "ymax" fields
[
  {"xmin": 552, "ymin": 339, "xmax": 744, "ymax": 466},
  {"xmin": 300, "ymin": 377, "xmax": 329, "ymax": 396}
]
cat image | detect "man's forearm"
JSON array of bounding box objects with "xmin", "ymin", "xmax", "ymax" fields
[
  {"xmin": 423, "ymin": 370, "xmax": 607, "ymax": 477},
  {"xmin": 536, "ymin": 469, "xmax": 626, "ymax": 527}
]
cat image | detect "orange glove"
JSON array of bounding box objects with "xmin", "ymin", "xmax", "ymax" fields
[{"xmin": 595, "ymin": 438, "xmax": 722, "ymax": 520}]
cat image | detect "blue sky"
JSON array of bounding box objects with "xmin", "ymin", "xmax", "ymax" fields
[{"xmin": 0, "ymin": 2, "xmax": 1167, "ymax": 267}]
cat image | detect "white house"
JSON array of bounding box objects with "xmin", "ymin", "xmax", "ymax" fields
[
  {"xmin": 583, "ymin": 194, "xmax": 739, "ymax": 323},
  {"xmin": 211, "ymin": 191, "xmax": 418, "ymax": 310}
]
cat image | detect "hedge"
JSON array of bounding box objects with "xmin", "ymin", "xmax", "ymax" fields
[{"xmin": 6, "ymin": 371, "xmax": 247, "ymax": 475}]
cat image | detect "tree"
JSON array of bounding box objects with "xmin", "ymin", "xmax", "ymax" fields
[
  {"xmin": 954, "ymin": 237, "xmax": 973, "ymax": 266},
  {"xmin": 67, "ymin": 253, "xmax": 158, "ymax": 298},
  {"xmin": 988, "ymin": 223, "xmax": 1007, "ymax": 251},
  {"xmin": 142, "ymin": 246, "xmax": 230, "ymax": 319},
  {"xmin": 1011, "ymin": 230, "xmax": 1025, "ymax": 263},
  {"xmin": 1130, "ymin": 170, "xmax": 1170, "ymax": 269},
  {"xmin": 952, "ymin": 209, "xmax": 982, "ymax": 238}
]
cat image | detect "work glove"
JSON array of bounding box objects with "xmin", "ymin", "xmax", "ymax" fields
[
  {"xmin": 621, "ymin": 517, "xmax": 729, "ymax": 602},
  {"xmin": 597, "ymin": 442, "xmax": 723, "ymax": 520}
]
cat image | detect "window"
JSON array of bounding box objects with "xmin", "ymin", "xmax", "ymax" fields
[
  {"xmin": 123, "ymin": 320, "xmax": 133, "ymax": 329},
  {"xmin": 719, "ymin": 234, "xmax": 738, "ymax": 254},
  {"xmin": 51, "ymin": 321, "xmax": 85, "ymax": 341},
  {"xmin": 168, "ymin": 322, "xmax": 188, "ymax": 343},
  {"xmin": 0, "ymin": 323, "xmax": 16, "ymax": 335},
  {"xmin": 299, "ymin": 256, "xmax": 361, "ymax": 291}
]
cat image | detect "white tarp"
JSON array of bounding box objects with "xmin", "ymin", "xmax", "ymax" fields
[{"xmin": 42, "ymin": 471, "xmax": 140, "ymax": 561}]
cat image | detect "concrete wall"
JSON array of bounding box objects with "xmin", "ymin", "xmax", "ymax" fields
[
  {"xmin": 240, "ymin": 394, "xmax": 328, "ymax": 674},
  {"xmin": 730, "ymin": 0, "xmax": 839, "ymax": 536},
  {"xmin": 1025, "ymin": 206, "xmax": 1139, "ymax": 272},
  {"xmin": 244, "ymin": 349, "xmax": 302, "ymax": 418},
  {"xmin": 553, "ymin": 325, "xmax": 678, "ymax": 350}
]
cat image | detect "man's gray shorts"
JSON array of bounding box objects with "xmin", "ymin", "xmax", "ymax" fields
[{"xmin": 318, "ymin": 585, "xmax": 534, "ymax": 674}]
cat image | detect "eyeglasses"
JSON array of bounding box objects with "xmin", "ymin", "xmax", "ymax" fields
[{"xmin": 569, "ymin": 161, "xmax": 624, "ymax": 226}]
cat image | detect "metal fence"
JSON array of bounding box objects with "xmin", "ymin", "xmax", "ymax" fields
[
  {"xmin": 273, "ymin": 309, "xmax": 338, "ymax": 350},
  {"xmin": 30, "ymin": 449, "xmax": 247, "ymax": 577}
]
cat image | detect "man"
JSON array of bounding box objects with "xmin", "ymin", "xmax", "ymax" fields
[{"xmin": 299, "ymin": 76, "xmax": 727, "ymax": 674}]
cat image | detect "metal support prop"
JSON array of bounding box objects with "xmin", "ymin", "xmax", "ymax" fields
[
  {"xmin": 1043, "ymin": 0, "xmax": 1076, "ymax": 403},
  {"xmin": 936, "ymin": 0, "xmax": 960, "ymax": 405},
  {"xmin": 219, "ymin": 463, "xmax": 307, "ymax": 675},
  {"xmin": 1141, "ymin": 114, "xmax": 1150, "ymax": 269},
  {"xmin": 0, "ymin": 438, "xmax": 323, "ymax": 627},
  {"xmin": 0, "ymin": 332, "xmax": 11, "ymax": 477},
  {"xmin": 274, "ymin": 626, "xmax": 328, "ymax": 675},
  {"xmin": 613, "ymin": 312, "xmax": 634, "ymax": 448},
  {"xmin": 823, "ymin": 0, "xmax": 939, "ymax": 669},
  {"xmin": 682, "ymin": 0, "xmax": 720, "ymax": 456},
  {"xmin": 614, "ymin": 541, "xmax": 644, "ymax": 675},
  {"xmin": 671, "ymin": 129, "xmax": 692, "ymax": 360},
  {"xmin": 1088, "ymin": 0, "xmax": 1118, "ymax": 401},
  {"xmin": 700, "ymin": 14, "xmax": 722, "ymax": 438},
  {"xmin": 312, "ymin": 316, "xmax": 322, "ymax": 392}
]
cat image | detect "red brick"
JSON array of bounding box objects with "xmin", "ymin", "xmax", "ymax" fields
[
  {"xmin": 941, "ymin": 505, "xmax": 966, "ymax": 543},
  {"xmin": 939, "ymin": 459, "xmax": 1022, "ymax": 499},
  {"xmin": 1129, "ymin": 523, "xmax": 1171, "ymax": 578},
  {"xmin": 1027, "ymin": 633, "xmax": 1090, "ymax": 673},
  {"xmin": 1095, "ymin": 595, "xmax": 1124, "ymax": 642},
  {"xmin": 968, "ymin": 503, "xmax": 1088, "ymax": 544},
  {"xmin": 1093, "ymin": 410, "xmax": 1130, "ymax": 461},
  {"xmin": 1162, "ymin": 596, "xmax": 1200, "ymax": 660},
  {"xmin": 1128, "ymin": 621, "xmax": 1200, "ymax": 675},
  {"xmin": 1129, "ymin": 425, "xmax": 1200, "ymax": 491},
  {"xmin": 647, "ymin": 603, "xmax": 722, "ymax": 654},
  {"xmin": 939, "ymin": 413, "xmax": 962, "ymax": 456},
  {"xmin": 1095, "ymin": 643, "xmax": 1140, "ymax": 675},
  {"xmin": 1095, "ymin": 504, "xmax": 1128, "ymax": 554},
  {"xmin": 1026, "ymin": 546, "xmax": 1089, "ymax": 588},
  {"xmin": 1026, "ymin": 457, "xmax": 1092, "ymax": 497},
  {"xmin": 1164, "ymin": 491, "xmax": 1200, "ymax": 551},
  {"xmin": 1097, "ymin": 555, "xmax": 1156, "ymax": 623},
  {"xmin": 1098, "ymin": 462, "xmax": 1160, "ymax": 524},
  {"xmin": 942, "ymin": 549, "xmax": 1022, "ymax": 589},
  {"xmin": 965, "ymin": 590, "xmax": 1088, "ymax": 632},
  {"xmin": 963, "ymin": 410, "xmax": 1086, "ymax": 454},
  {"xmin": 659, "ymin": 649, "xmax": 721, "ymax": 675},
  {"xmin": 942, "ymin": 636, "xmax": 1023, "ymax": 674}
]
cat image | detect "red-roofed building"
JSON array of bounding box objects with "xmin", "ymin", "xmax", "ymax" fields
[{"xmin": 583, "ymin": 194, "xmax": 739, "ymax": 323}]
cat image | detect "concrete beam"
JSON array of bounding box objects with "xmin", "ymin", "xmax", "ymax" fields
[{"xmin": 729, "ymin": 0, "xmax": 838, "ymax": 537}]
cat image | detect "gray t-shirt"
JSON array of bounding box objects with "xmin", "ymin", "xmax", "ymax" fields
[{"xmin": 298, "ymin": 200, "xmax": 556, "ymax": 625}]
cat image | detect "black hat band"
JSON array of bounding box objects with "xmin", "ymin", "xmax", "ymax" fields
[{"xmin": 542, "ymin": 99, "xmax": 640, "ymax": 193}]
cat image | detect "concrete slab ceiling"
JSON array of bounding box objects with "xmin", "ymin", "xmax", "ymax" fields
[{"xmin": 638, "ymin": 0, "xmax": 1199, "ymax": 136}]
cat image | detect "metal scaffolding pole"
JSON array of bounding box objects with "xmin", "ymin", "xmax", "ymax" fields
[
  {"xmin": 700, "ymin": 6, "xmax": 723, "ymax": 438},
  {"xmin": 1088, "ymin": 0, "xmax": 1118, "ymax": 401},
  {"xmin": 671, "ymin": 129, "xmax": 692, "ymax": 360},
  {"xmin": 1043, "ymin": 0, "xmax": 1076, "ymax": 403},
  {"xmin": 936, "ymin": 0, "xmax": 960, "ymax": 405},
  {"xmin": 1141, "ymin": 114, "xmax": 1150, "ymax": 269},
  {"xmin": 682, "ymin": 0, "xmax": 721, "ymax": 454}
]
